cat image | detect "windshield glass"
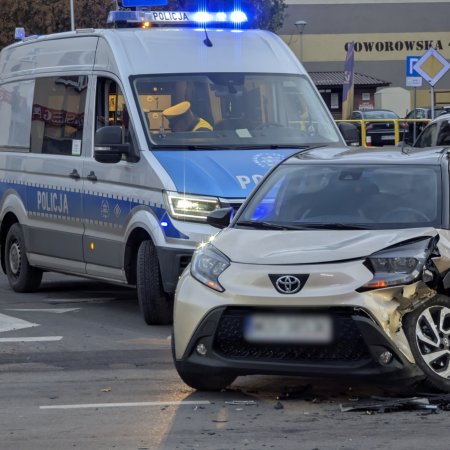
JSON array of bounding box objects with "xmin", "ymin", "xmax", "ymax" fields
[
  {"xmin": 133, "ymin": 74, "xmax": 341, "ymax": 149},
  {"xmin": 238, "ymin": 164, "xmax": 442, "ymax": 229},
  {"xmin": 362, "ymin": 110, "xmax": 399, "ymax": 119}
]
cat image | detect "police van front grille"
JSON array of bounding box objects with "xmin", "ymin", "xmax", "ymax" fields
[{"xmin": 213, "ymin": 309, "xmax": 371, "ymax": 363}]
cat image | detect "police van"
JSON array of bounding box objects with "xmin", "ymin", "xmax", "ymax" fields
[{"xmin": 0, "ymin": 5, "xmax": 347, "ymax": 324}]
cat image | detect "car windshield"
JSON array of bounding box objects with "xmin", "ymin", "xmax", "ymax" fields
[
  {"xmin": 362, "ymin": 110, "xmax": 398, "ymax": 119},
  {"xmin": 133, "ymin": 73, "xmax": 341, "ymax": 149},
  {"xmin": 237, "ymin": 164, "xmax": 442, "ymax": 230}
]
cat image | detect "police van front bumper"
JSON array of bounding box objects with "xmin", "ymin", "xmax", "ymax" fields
[{"xmin": 157, "ymin": 246, "xmax": 194, "ymax": 294}]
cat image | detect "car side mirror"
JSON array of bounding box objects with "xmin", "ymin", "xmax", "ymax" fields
[
  {"xmin": 338, "ymin": 122, "xmax": 360, "ymax": 146},
  {"xmin": 94, "ymin": 126, "xmax": 130, "ymax": 163},
  {"xmin": 207, "ymin": 207, "xmax": 234, "ymax": 229}
]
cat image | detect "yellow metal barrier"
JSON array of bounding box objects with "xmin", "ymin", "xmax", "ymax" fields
[{"xmin": 336, "ymin": 119, "xmax": 431, "ymax": 147}]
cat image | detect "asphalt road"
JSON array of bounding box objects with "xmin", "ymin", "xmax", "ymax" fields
[{"xmin": 1, "ymin": 270, "xmax": 450, "ymax": 450}]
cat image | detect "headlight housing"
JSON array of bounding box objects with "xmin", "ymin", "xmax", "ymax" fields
[
  {"xmin": 165, "ymin": 191, "xmax": 220, "ymax": 222},
  {"xmin": 191, "ymin": 244, "xmax": 230, "ymax": 292},
  {"xmin": 362, "ymin": 238, "xmax": 433, "ymax": 289}
]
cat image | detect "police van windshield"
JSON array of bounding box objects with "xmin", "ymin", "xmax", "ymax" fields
[{"xmin": 133, "ymin": 74, "xmax": 341, "ymax": 149}]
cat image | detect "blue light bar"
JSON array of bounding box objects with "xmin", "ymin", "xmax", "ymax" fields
[
  {"xmin": 230, "ymin": 11, "xmax": 248, "ymax": 24},
  {"xmin": 107, "ymin": 9, "xmax": 249, "ymax": 27}
]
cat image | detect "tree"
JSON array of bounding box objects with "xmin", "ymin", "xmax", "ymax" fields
[{"xmin": 0, "ymin": 0, "xmax": 286, "ymax": 50}]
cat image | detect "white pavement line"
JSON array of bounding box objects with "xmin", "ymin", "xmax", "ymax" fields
[
  {"xmin": 0, "ymin": 336, "xmax": 63, "ymax": 343},
  {"xmin": 40, "ymin": 400, "xmax": 211, "ymax": 410},
  {"xmin": 0, "ymin": 313, "xmax": 39, "ymax": 333},
  {"xmin": 6, "ymin": 308, "xmax": 81, "ymax": 314}
]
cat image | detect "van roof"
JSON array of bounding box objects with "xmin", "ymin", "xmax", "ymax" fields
[{"xmin": 0, "ymin": 28, "xmax": 305, "ymax": 81}]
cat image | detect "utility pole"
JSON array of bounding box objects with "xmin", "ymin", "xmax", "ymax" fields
[{"xmin": 70, "ymin": 0, "xmax": 75, "ymax": 31}]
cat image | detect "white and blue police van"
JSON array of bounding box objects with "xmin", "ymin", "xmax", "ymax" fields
[{"xmin": 0, "ymin": 2, "xmax": 347, "ymax": 324}]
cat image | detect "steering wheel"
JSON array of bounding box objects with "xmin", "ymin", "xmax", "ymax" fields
[{"xmin": 379, "ymin": 207, "xmax": 430, "ymax": 222}]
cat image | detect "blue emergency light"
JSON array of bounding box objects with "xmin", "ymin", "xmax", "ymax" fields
[{"xmin": 107, "ymin": 9, "xmax": 248, "ymax": 27}]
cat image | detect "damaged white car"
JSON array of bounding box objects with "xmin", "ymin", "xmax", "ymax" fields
[{"xmin": 172, "ymin": 146, "xmax": 450, "ymax": 391}]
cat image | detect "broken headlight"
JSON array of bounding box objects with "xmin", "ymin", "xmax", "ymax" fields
[{"xmin": 363, "ymin": 238, "xmax": 433, "ymax": 289}]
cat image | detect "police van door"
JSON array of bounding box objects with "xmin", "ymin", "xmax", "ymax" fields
[
  {"xmin": 25, "ymin": 75, "xmax": 87, "ymax": 273},
  {"xmin": 81, "ymin": 76, "xmax": 136, "ymax": 282}
]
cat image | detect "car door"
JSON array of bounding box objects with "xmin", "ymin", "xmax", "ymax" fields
[
  {"xmin": 81, "ymin": 75, "xmax": 139, "ymax": 282},
  {"xmin": 24, "ymin": 75, "xmax": 88, "ymax": 273}
]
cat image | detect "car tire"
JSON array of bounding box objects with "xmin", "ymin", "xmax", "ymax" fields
[
  {"xmin": 171, "ymin": 332, "xmax": 236, "ymax": 391},
  {"xmin": 136, "ymin": 240, "xmax": 173, "ymax": 325},
  {"xmin": 404, "ymin": 295, "xmax": 450, "ymax": 392},
  {"xmin": 5, "ymin": 223, "xmax": 42, "ymax": 292}
]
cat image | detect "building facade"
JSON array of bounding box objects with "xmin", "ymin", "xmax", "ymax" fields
[{"xmin": 279, "ymin": 0, "xmax": 450, "ymax": 112}]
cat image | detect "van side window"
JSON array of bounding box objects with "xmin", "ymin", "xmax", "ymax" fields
[
  {"xmin": 95, "ymin": 78, "xmax": 136, "ymax": 160},
  {"xmin": 31, "ymin": 76, "xmax": 88, "ymax": 156},
  {"xmin": 0, "ymin": 80, "xmax": 34, "ymax": 151}
]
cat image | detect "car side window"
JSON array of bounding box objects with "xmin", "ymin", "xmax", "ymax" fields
[
  {"xmin": 95, "ymin": 77, "xmax": 137, "ymax": 160},
  {"xmin": 437, "ymin": 121, "xmax": 450, "ymax": 146},
  {"xmin": 415, "ymin": 122, "xmax": 438, "ymax": 147},
  {"xmin": 0, "ymin": 80, "xmax": 34, "ymax": 152},
  {"xmin": 31, "ymin": 76, "xmax": 88, "ymax": 156}
]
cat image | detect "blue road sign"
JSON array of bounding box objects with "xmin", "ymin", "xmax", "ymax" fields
[{"xmin": 406, "ymin": 56, "xmax": 421, "ymax": 77}]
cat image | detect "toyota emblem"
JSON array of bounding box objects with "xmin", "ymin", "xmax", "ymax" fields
[{"xmin": 275, "ymin": 275, "xmax": 302, "ymax": 294}]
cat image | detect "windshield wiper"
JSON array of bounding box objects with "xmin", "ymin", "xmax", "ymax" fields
[
  {"xmin": 298, "ymin": 223, "xmax": 375, "ymax": 230},
  {"xmin": 236, "ymin": 220, "xmax": 301, "ymax": 230}
]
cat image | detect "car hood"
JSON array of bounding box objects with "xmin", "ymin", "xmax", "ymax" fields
[
  {"xmin": 153, "ymin": 149, "xmax": 300, "ymax": 197},
  {"xmin": 213, "ymin": 227, "xmax": 437, "ymax": 264}
]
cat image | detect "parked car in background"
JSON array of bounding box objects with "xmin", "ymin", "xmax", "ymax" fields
[
  {"xmin": 350, "ymin": 109, "xmax": 408, "ymax": 146},
  {"xmin": 405, "ymin": 107, "xmax": 450, "ymax": 142},
  {"xmin": 413, "ymin": 114, "xmax": 450, "ymax": 148}
]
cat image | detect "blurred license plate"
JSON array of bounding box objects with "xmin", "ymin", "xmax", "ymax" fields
[
  {"xmin": 381, "ymin": 135, "xmax": 394, "ymax": 140},
  {"xmin": 244, "ymin": 314, "xmax": 332, "ymax": 344}
]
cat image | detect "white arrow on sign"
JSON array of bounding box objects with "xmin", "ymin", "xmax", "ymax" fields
[{"xmin": 0, "ymin": 313, "xmax": 39, "ymax": 333}]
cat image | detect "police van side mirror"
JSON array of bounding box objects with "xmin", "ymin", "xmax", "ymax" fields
[
  {"xmin": 338, "ymin": 122, "xmax": 360, "ymax": 146},
  {"xmin": 94, "ymin": 126, "xmax": 130, "ymax": 164},
  {"xmin": 207, "ymin": 207, "xmax": 234, "ymax": 229}
]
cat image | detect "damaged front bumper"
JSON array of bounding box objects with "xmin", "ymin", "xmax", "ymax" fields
[{"xmin": 175, "ymin": 305, "xmax": 424, "ymax": 382}]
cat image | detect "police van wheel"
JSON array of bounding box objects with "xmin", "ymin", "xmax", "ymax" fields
[
  {"xmin": 136, "ymin": 240, "xmax": 173, "ymax": 325},
  {"xmin": 5, "ymin": 223, "xmax": 42, "ymax": 293}
]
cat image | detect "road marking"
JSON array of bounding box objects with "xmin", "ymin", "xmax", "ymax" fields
[
  {"xmin": 6, "ymin": 308, "xmax": 80, "ymax": 314},
  {"xmin": 0, "ymin": 313, "xmax": 39, "ymax": 333},
  {"xmin": 0, "ymin": 336, "xmax": 63, "ymax": 343},
  {"xmin": 40, "ymin": 400, "xmax": 211, "ymax": 410},
  {"xmin": 45, "ymin": 298, "xmax": 117, "ymax": 304}
]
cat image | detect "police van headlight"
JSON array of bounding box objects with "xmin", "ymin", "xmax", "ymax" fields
[
  {"xmin": 165, "ymin": 191, "xmax": 220, "ymax": 222},
  {"xmin": 191, "ymin": 244, "xmax": 230, "ymax": 292}
]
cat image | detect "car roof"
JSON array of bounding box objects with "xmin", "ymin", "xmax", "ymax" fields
[
  {"xmin": 284, "ymin": 146, "xmax": 447, "ymax": 165},
  {"xmin": 430, "ymin": 113, "xmax": 450, "ymax": 124}
]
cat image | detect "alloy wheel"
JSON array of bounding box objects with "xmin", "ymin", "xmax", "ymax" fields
[{"xmin": 416, "ymin": 306, "xmax": 450, "ymax": 379}]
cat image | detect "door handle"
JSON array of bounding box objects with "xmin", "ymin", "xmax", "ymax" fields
[
  {"xmin": 87, "ymin": 171, "xmax": 98, "ymax": 182},
  {"xmin": 69, "ymin": 169, "xmax": 80, "ymax": 179}
]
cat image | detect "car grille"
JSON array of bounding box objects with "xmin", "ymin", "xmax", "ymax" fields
[{"xmin": 213, "ymin": 309, "xmax": 371, "ymax": 363}]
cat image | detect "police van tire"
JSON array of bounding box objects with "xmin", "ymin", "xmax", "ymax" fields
[
  {"xmin": 136, "ymin": 240, "xmax": 173, "ymax": 325},
  {"xmin": 5, "ymin": 223, "xmax": 42, "ymax": 292}
]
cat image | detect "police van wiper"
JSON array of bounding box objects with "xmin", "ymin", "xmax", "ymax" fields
[{"xmin": 152, "ymin": 144, "xmax": 232, "ymax": 150}]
